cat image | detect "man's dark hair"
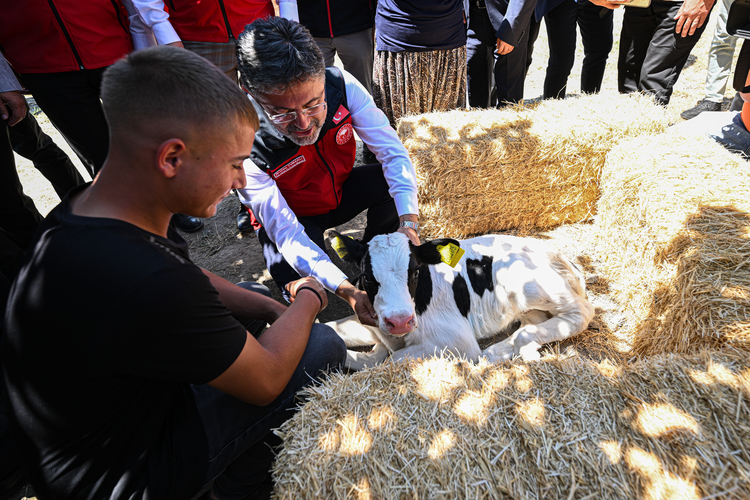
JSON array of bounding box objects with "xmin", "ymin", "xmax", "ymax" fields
[
  {"xmin": 237, "ymin": 17, "xmax": 326, "ymax": 96},
  {"xmin": 101, "ymin": 45, "xmax": 259, "ymax": 133}
]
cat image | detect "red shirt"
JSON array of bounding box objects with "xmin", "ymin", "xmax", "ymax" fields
[
  {"xmin": 0, "ymin": 0, "xmax": 132, "ymax": 73},
  {"xmin": 164, "ymin": 0, "xmax": 274, "ymax": 42}
]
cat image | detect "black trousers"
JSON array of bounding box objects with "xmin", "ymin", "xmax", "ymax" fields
[
  {"xmin": 20, "ymin": 68, "xmax": 109, "ymax": 176},
  {"xmin": 10, "ymin": 111, "xmax": 84, "ymax": 198},
  {"xmin": 467, "ymin": 1, "xmax": 539, "ymax": 107},
  {"xmin": 543, "ymin": 0, "xmax": 614, "ymax": 99},
  {"xmin": 257, "ymin": 163, "xmax": 400, "ymax": 295},
  {"xmin": 0, "ymin": 120, "xmax": 43, "ymax": 283},
  {"xmin": 618, "ymin": 0, "xmax": 711, "ymax": 105}
]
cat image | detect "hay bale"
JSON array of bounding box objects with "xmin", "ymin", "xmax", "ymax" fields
[
  {"xmin": 272, "ymin": 351, "xmax": 750, "ymax": 499},
  {"xmin": 397, "ymin": 92, "xmax": 670, "ymax": 239},
  {"xmin": 595, "ymin": 132, "xmax": 750, "ymax": 356}
]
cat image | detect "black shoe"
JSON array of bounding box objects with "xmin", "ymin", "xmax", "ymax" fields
[
  {"xmin": 730, "ymin": 92, "xmax": 744, "ymax": 112},
  {"xmin": 237, "ymin": 206, "xmax": 254, "ymax": 233},
  {"xmin": 680, "ymin": 99, "xmax": 721, "ymax": 120},
  {"xmin": 171, "ymin": 213, "xmax": 203, "ymax": 232}
]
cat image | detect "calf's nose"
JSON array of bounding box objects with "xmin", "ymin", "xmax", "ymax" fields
[{"xmin": 384, "ymin": 314, "xmax": 415, "ymax": 335}]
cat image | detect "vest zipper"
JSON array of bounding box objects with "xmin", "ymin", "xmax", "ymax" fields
[
  {"xmin": 325, "ymin": 0, "xmax": 334, "ymax": 38},
  {"xmin": 46, "ymin": 0, "xmax": 85, "ymax": 70},
  {"xmin": 218, "ymin": 0, "xmax": 235, "ymax": 39},
  {"xmin": 314, "ymin": 142, "xmax": 339, "ymax": 207}
]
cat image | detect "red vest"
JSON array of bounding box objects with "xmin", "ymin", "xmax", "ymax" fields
[
  {"xmin": 0, "ymin": 0, "xmax": 132, "ymax": 74},
  {"xmin": 164, "ymin": 0, "xmax": 275, "ymax": 42},
  {"xmin": 250, "ymin": 68, "xmax": 357, "ymax": 219}
]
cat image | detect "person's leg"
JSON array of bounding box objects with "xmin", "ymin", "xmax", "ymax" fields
[
  {"xmin": 618, "ymin": 5, "xmax": 659, "ymax": 95},
  {"xmin": 704, "ymin": 0, "xmax": 739, "ymax": 102},
  {"xmin": 638, "ymin": 0, "xmax": 712, "ymax": 105},
  {"xmin": 467, "ymin": 1, "xmax": 497, "ymax": 108},
  {"xmin": 578, "ymin": 2, "xmax": 614, "ymax": 94},
  {"xmin": 0, "ymin": 120, "xmax": 42, "ymax": 274},
  {"xmin": 332, "ymin": 29, "xmax": 375, "ymax": 94},
  {"xmin": 494, "ymin": 26, "xmax": 531, "ymax": 105},
  {"xmin": 313, "ymin": 37, "xmax": 338, "ymax": 68},
  {"xmin": 20, "ymin": 69, "xmax": 109, "ymax": 176},
  {"xmin": 9, "ymin": 111, "xmax": 85, "ymax": 198},
  {"xmin": 194, "ymin": 323, "xmax": 346, "ymax": 500},
  {"xmin": 543, "ymin": 0, "xmax": 579, "ymax": 99}
]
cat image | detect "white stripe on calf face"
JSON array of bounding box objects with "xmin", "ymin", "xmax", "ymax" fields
[{"xmin": 366, "ymin": 233, "xmax": 418, "ymax": 336}]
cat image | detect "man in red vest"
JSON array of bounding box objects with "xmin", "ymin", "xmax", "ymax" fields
[{"xmin": 236, "ymin": 17, "xmax": 420, "ymax": 326}]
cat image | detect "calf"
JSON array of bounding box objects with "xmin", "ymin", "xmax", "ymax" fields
[{"xmin": 329, "ymin": 231, "xmax": 594, "ymax": 369}]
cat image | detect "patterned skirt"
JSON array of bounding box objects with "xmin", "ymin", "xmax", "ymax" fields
[{"xmin": 373, "ymin": 45, "xmax": 467, "ymax": 126}]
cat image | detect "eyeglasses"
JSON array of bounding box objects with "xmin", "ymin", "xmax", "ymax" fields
[{"xmin": 266, "ymin": 101, "xmax": 327, "ymax": 124}]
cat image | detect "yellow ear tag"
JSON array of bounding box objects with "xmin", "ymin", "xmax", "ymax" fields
[
  {"xmin": 330, "ymin": 234, "xmax": 349, "ymax": 259},
  {"xmin": 436, "ymin": 243, "xmax": 464, "ymax": 268}
]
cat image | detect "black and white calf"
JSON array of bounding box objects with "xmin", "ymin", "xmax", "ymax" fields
[{"xmin": 329, "ymin": 232, "xmax": 595, "ymax": 368}]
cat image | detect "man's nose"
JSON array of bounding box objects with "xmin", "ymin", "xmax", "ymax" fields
[
  {"xmin": 234, "ymin": 167, "xmax": 247, "ymax": 190},
  {"xmin": 294, "ymin": 110, "xmax": 311, "ymax": 129}
]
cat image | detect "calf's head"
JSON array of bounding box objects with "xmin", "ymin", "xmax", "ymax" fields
[{"xmin": 330, "ymin": 231, "xmax": 460, "ymax": 337}]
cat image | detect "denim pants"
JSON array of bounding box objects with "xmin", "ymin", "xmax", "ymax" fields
[
  {"xmin": 193, "ymin": 282, "xmax": 347, "ymax": 500},
  {"xmin": 705, "ymin": 0, "xmax": 739, "ymax": 102},
  {"xmin": 543, "ymin": 0, "xmax": 614, "ymax": 99}
]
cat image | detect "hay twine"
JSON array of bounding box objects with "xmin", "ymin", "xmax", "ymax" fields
[
  {"xmin": 272, "ymin": 351, "xmax": 750, "ymax": 499},
  {"xmin": 397, "ymin": 92, "xmax": 670, "ymax": 239},
  {"xmin": 595, "ymin": 132, "xmax": 750, "ymax": 356}
]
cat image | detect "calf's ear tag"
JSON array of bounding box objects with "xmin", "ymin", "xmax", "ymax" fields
[
  {"xmin": 436, "ymin": 243, "xmax": 464, "ymax": 268},
  {"xmin": 330, "ymin": 234, "xmax": 350, "ymax": 260}
]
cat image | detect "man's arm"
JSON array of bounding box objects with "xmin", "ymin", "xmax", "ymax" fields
[
  {"xmin": 486, "ymin": 0, "xmax": 539, "ymax": 51},
  {"xmin": 0, "ymin": 53, "xmax": 26, "ymax": 126},
  {"xmin": 128, "ymin": 0, "xmax": 184, "ymax": 47},
  {"xmin": 344, "ymin": 70, "xmax": 420, "ymax": 244},
  {"xmin": 207, "ymin": 276, "xmax": 327, "ymax": 405},
  {"xmin": 202, "ymin": 269, "xmax": 287, "ymax": 324}
]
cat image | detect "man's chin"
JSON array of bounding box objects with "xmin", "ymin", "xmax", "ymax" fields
[{"xmin": 284, "ymin": 126, "xmax": 322, "ymax": 146}]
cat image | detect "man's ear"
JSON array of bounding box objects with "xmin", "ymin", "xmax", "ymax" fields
[
  {"xmin": 412, "ymin": 238, "xmax": 462, "ymax": 266},
  {"xmin": 156, "ymin": 138, "xmax": 188, "ymax": 178},
  {"xmin": 328, "ymin": 230, "xmax": 367, "ymax": 263}
]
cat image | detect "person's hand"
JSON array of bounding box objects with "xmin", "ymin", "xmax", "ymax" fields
[
  {"xmin": 166, "ymin": 40, "xmax": 185, "ymax": 48},
  {"xmin": 496, "ymin": 39, "xmax": 515, "ymax": 55},
  {"xmin": 588, "ymin": 0, "xmax": 627, "ymax": 9},
  {"xmin": 0, "ymin": 90, "xmax": 27, "ymax": 126},
  {"xmin": 286, "ymin": 276, "xmax": 328, "ymax": 312},
  {"xmin": 674, "ymin": 0, "xmax": 714, "ymax": 37},
  {"xmin": 336, "ymin": 281, "xmax": 377, "ymax": 327},
  {"xmin": 397, "ymin": 226, "xmax": 420, "ymax": 245}
]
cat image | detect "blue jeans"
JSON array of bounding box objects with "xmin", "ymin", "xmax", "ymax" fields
[{"xmin": 192, "ymin": 282, "xmax": 347, "ymax": 500}]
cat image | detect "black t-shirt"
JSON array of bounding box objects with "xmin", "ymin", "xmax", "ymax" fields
[{"xmin": 2, "ymin": 186, "xmax": 247, "ymax": 499}]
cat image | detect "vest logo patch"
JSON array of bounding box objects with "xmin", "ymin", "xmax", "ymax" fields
[
  {"xmin": 272, "ymin": 155, "xmax": 306, "ymax": 179},
  {"xmin": 336, "ymin": 123, "xmax": 354, "ymax": 145},
  {"xmin": 332, "ymin": 105, "xmax": 349, "ymax": 124}
]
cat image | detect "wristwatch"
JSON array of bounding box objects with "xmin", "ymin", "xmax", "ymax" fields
[{"xmin": 399, "ymin": 220, "xmax": 419, "ymax": 235}]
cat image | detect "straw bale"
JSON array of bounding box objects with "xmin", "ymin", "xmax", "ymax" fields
[
  {"xmin": 272, "ymin": 351, "xmax": 750, "ymax": 499},
  {"xmin": 397, "ymin": 92, "xmax": 670, "ymax": 239},
  {"xmin": 595, "ymin": 132, "xmax": 750, "ymax": 356}
]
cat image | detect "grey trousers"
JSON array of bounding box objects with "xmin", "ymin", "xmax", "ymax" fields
[{"xmin": 315, "ymin": 28, "xmax": 374, "ymax": 94}]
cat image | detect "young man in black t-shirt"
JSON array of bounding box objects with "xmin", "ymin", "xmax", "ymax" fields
[{"xmin": 2, "ymin": 46, "xmax": 346, "ymax": 500}]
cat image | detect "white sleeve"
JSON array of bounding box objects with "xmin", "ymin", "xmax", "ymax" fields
[
  {"xmin": 0, "ymin": 53, "xmax": 21, "ymax": 93},
  {"xmin": 343, "ymin": 70, "xmax": 419, "ymax": 217},
  {"xmin": 278, "ymin": 0, "xmax": 299, "ymax": 22},
  {"xmin": 236, "ymin": 160, "xmax": 349, "ymax": 293},
  {"xmin": 121, "ymin": 0, "xmax": 157, "ymax": 50},
  {"xmin": 129, "ymin": 0, "xmax": 182, "ymax": 46}
]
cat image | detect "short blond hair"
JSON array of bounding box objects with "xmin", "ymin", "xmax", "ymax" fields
[{"xmin": 102, "ymin": 45, "xmax": 258, "ymax": 133}]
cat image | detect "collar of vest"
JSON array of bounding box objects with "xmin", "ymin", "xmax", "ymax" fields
[{"xmin": 252, "ymin": 67, "xmax": 348, "ymax": 152}]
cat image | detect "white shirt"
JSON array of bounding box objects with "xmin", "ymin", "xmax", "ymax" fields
[{"xmin": 237, "ymin": 70, "xmax": 419, "ymax": 293}]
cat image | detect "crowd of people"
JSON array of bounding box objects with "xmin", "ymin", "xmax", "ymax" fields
[{"xmin": 0, "ymin": 0, "xmax": 748, "ymax": 499}]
